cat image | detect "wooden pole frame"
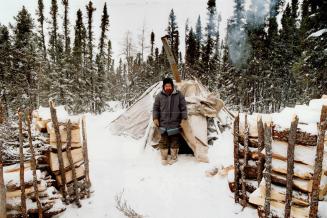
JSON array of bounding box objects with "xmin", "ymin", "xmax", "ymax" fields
[
  {"xmin": 264, "ymin": 123, "xmax": 272, "ymax": 217},
  {"xmin": 26, "ymin": 112, "xmax": 43, "ymax": 218},
  {"xmin": 82, "ymin": 116, "xmax": 91, "ymax": 198},
  {"xmin": 284, "ymin": 115, "xmax": 298, "ymax": 218},
  {"xmin": 49, "ymin": 101, "xmax": 67, "ymax": 203},
  {"xmin": 66, "ymin": 120, "xmax": 81, "ymax": 207},
  {"xmin": 0, "ymin": 140, "xmax": 6, "ymax": 218},
  {"xmin": 233, "ymin": 113, "xmax": 240, "ymax": 203},
  {"xmin": 18, "ymin": 111, "xmax": 27, "ymax": 218},
  {"xmin": 309, "ymin": 105, "xmax": 327, "ymax": 218}
]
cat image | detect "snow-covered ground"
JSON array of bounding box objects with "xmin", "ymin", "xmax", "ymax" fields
[{"xmin": 56, "ymin": 107, "xmax": 257, "ymax": 218}]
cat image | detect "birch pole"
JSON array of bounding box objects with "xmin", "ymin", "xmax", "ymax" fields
[
  {"xmin": 257, "ymin": 116, "xmax": 265, "ymax": 186},
  {"xmin": 264, "ymin": 123, "xmax": 272, "ymax": 217},
  {"xmin": 18, "ymin": 111, "xmax": 27, "ymax": 218},
  {"xmin": 82, "ymin": 116, "xmax": 91, "ymax": 197},
  {"xmin": 0, "ymin": 140, "xmax": 6, "ymax": 218},
  {"xmin": 233, "ymin": 113, "xmax": 240, "ymax": 203},
  {"xmin": 284, "ymin": 115, "xmax": 298, "ymax": 218}
]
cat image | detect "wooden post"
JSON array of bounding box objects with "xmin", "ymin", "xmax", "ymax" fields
[
  {"xmin": 233, "ymin": 113, "xmax": 240, "ymax": 203},
  {"xmin": 284, "ymin": 115, "xmax": 299, "ymax": 218},
  {"xmin": 264, "ymin": 123, "xmax": 272, "ymax": 218},
  {"xmin": 66, "ymin": 120, "xmax": 81, "ymax": 207},
  {"xmin": 49, "ymin": 101, "xmax": 67, "ymax": 202},
  {"xmin": 0, "ymin": 140, "xmax": 6, "ymax": 218},
  {"xmin": 82, "ymin": 116, "xmax": 91, "ymax": 198},
  {"xmin": 26, "ymin": 112, "xmax": 43, "ymax": 218},
  {"xmin": 18, "ymin": 111, "xmax": 27, "ymax": 218},
  {"xmin": 241, "ymin": 113, "xmax": 249, "ymax": 207},
  {"xmin": 309, "ymin": 105, "xmax": 327, "ymax": 218},
  {"xmin": 0, "ymin": 100, "xmax": 5, "ymax": 124},
  {"xmin": 161, "ymin": 35, "xmax": 181, "ymax": 82},
  {"xmin": 257, "ymin": 116, "xmax": 265, "ymax": 186}
]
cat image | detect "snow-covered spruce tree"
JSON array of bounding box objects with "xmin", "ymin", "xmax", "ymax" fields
[
  {"xmin": 265, "ymin": 0, "xmax": 283, "ymax": 112},
  {"xmin": 0, "ymin": 25, "xmax": 11, "ymax": 118},
  {"xmin": 94, "ymin": 3, "xmax": 110, "ymax": 114},
  {"xmin": 70, "ymin": 9, "xmax": 87, "ymax": 114},
  {"xmin": 278, "ymin": 2, "xmax": 300, "ymax": 107},
  {"xmin": 48, "ymin": 0, "xmax": 67, "ymax": 105},
  {"xmin": 293, "ymin": 0, "xmax": 327, "ymax": 100},
  {"xmin": 166, "ymin": 9, "xmax": 179, "ymax": 64},
  {"xmin": 36, "ymin": 0, "xmax": 47, "ymax": 59},
  {"xmin": 86, "ymin": 1, "xmax": 97, "ymax": 113},
  {"xmin": 11, "ymin": 7, "xmax": 39, "ymax": 111},
  {"xmin": 201, "ymin": 0, "xmax": 219, "ymax": 89}
]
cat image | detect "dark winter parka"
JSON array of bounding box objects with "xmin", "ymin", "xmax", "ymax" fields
[{"xmin": 153, "ymin": 88, "xmax": 188, "ymax": 129}]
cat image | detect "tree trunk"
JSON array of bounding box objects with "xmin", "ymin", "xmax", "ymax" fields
[
  {"xmin": 233, "ymin": 114, "xmax": 240, "ymax": 203},
  {"xmin": 309, "ymin": 105, "xmax": 327, "ymax": 218},
  {"xmin": 0, "ymin": 140, "xmax": 6, "ymax": 218},
  {"xmin": 257, "ymin": 116, "xmax": 264, "ymax": 186},
  {"xmin": 264, "ymin": 123, "xmax": 272, "ymax": 217},
  {"xmin": 241, "ymin": 113, "xmax": 249, "ymax": 207},
  {"xmin": 26, "ymin": 112, "xmax": 43, "ymax": 218},
  {"xmin": 66, "ymin": 120, "xmax": 81, "ymax": 207},
  {"xmin": 284, "ymin": 115, "xmax": 298, "ymax": 218},
  {"xmin": 82, "ymin": 116, "xmax": 91, "ymax": 197},
  {"xmin": 49, "ymin": 101, "xmax": 67, "ymax": 202},
  {"xmin": 18, "ymin": 111, "xmax": 27, "ymax": 218}
]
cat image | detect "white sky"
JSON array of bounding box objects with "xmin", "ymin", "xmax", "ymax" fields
[{"xmin": 0, "ymin": 0, "xmax": 235, "ymax": 61}]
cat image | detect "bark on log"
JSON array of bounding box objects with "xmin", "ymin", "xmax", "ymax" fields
[
  {"xmin": 66, "ymin": 120, "xmax": 81, "ymax": 207},
  {"xmin": 264, "ymin": 123, "xmax": 272, "ymax": 218},
  {"xmin": 0, "ymin": 100, "xmax": 5, "ymax": 124},
  {"xmin": 285, "ymin": 115, "xmax": 298, "ymax": 218},
  {"xmin": 0, "ymin": 140, "xmax": 7, "ymax": 218},
  {"xmin": 26, "ymin": 112, "xmax": 43, "ymax": 218},
  {"xmin": 273, "ymin": 127, "xmax": 317, "ymax": 146},
  {"xmin": 49, "ymin": 101, "xmax": 67, "ymax": 203},
  {"xmin": 233, "ymin": 114, "xmax": 240, "ymax": 203},
  {"xmin": 18, "ymin": 111, "xmax": 27, "ymax": 218},
  {"xmin": 241, "ymin": 113, "xmax": 249, "ymax": 207},
  {"xmin": 257, "ymin": 116, "xmax": 265, "ymax": 186},
  {"xmin": 309, "ymin": 105, "xmax": 327, "ymax": 218},
  {"xmin": 82, "ymin": 116, "xmax": 91, "ymax": 198}
]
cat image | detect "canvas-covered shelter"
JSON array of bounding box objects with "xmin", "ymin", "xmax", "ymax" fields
[{"xmin": 110, "ymin": 79, "xmax": 231, "ymax": 162}]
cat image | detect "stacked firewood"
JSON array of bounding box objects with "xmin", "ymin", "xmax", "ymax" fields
[
  {"xmin": 33, "ymin": 102, "xmax": 91, "ymax": 206},
  {"xmin": 0, "ymin": 103, "xmax": 91, "ymax": 217},
  {"xmin": 3, "ymin": 164, "xmax": 65, "ymax": 218},
  {"xmin": 229, "ymin": 102, "xmax": 327, "ymax": 218},
  {"xmin": 0, "ymin": 111, "xmax": 66, "ymax": 218}
]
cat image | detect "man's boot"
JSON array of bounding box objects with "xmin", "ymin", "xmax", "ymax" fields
[
  {"xmin": 169, "ymin": 148, "xmax": 179, "ymax": 165},
  {"xmin": 160, "ymin": 149, "xmax": 169, "ymax": 165}
]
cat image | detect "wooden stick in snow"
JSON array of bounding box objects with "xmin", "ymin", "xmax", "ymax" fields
[
  {"xmin": 26, "ymin": 112, "xmax": 43, "ymax": 218},
  {"xmin": 309, "ymin": 105, "xmax": 327, "ymax": 218},
  {"xmin": 66, "ymin": 120, "xmax": 81, "ymax": 207},
  {"xmin": 233, "ymin": 113, "xmax": 240, "ymax": 203},
  {"xmin": 18, "ymin": 111, "xmax": 27, "ymax": 218},
  {"xmin": 0, "ymin": 140, "xmax": 6, "ymax": 218},
  {"xmin": 284, "ymin": 115, "xmax": 298, "ymax": 218},
  {"xmin": 264, "ymin": 123, "xmax": 272, "ymax": 218},
  {"xmin": 241, "ymin": 113, "xmax": 249, "ymax": 207},
  {"xmin": 257, "ymin": 116, "xmax": 265, "ymax": 186},
  {"xmin": 82, "ymin": 116, "xmax": 91, "ymax": 198},
  {"xmin": 49, "ymin": 101, "xmax": 67, "ymax": 202},
  {"xmin": 0, "ymin": 100, "xmax": 5, "ymax": 124}
]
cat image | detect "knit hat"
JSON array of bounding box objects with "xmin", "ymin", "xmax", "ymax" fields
[{"xmin": 162, "ymin": 77, "xmax": 174, "ymax": 88}]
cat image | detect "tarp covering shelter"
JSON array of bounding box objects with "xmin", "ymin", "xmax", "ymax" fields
[{"xmin": 110, "ymin": 79, "xmax": 226, "ymax": 162}]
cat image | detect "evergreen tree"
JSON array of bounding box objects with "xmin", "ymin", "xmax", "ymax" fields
[
  {"xmin": 36, "ymin": 0, "xmax": 47, "ymax": 59},
  {"xmin": 0, "ymin": 25, "xmax": 11, "ymax": 117},
  {"xmin": 166, "ymin": 9, "xmax": 179, "ymax": 63},
  {"xmin": 11, "ymin": 7, "xmax": 39, "ymax": 110},
  {"xmin": 86, "ymin": 1, "xmax": 96, "ymax": 112},
  {"xmin": 95, "ymin": 3, "xmax": 110, "ymax": 114}
]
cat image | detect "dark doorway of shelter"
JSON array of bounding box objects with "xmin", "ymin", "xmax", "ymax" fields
[{"xmin": 177, "ymin": 135, "xmax": 193, "ymax": 154}]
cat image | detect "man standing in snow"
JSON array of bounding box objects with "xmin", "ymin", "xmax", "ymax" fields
[{"xmin": 153, "ymin": 77, "xmax": 188, "ymax": 165}]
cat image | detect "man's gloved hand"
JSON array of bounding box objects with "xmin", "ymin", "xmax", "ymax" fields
[
  {"xmin": 180, "ymin": 119, "xmax": 188, "ymax": 127},
  {"xmin": 153, "ymin": 119, "xmax": 159, "ymax": 127}
]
